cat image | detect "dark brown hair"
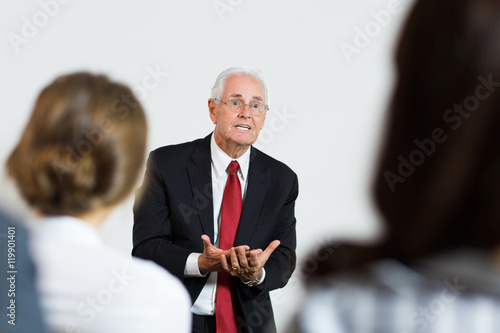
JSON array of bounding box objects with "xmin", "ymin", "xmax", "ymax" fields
[
  {"xmin": 308, "ymin": 0, "xmax": 500, "ymax": 278},
  {"xmin": 7, "ymin": 72, "xmax": 147, "ymax": 217}
]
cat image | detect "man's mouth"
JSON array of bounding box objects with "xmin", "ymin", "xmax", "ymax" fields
[{"xmin": 236, "ymin": 125, "xmax": 251, "ymax": 131}]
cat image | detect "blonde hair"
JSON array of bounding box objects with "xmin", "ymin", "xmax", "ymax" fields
[{"xmin": 8, "ymin": 72, "xmax": 147, "ymax": 216}]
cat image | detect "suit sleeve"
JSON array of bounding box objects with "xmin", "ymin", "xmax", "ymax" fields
[
  {"xmin": 240, "ymin": 172, "xmax": 298, "ymax": 297},
  {"xmin": 132, "ymin": 151, "xmax": 191, "ymax": 279}
]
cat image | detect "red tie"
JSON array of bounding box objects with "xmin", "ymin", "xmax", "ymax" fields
[{"xmin": 216, "ymin": 161, "xmax": 242, "ymax": 333}]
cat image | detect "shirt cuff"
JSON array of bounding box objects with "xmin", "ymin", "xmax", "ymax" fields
[
  {"xmin": 255, "ymin": 267, "xmax": 266, "ymax": 286},
  {"xmin": 241, "ymin": 268, "xmax": 266, "ymax": 287},
  {"xmin": 184, "ymin": 253, "xmax": 207, "ymax": 277}
]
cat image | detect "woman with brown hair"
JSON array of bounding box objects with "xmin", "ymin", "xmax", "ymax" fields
[
  {"xmin": 290, "ymin": 0, "xmax": 500, "ymax": 331},
  {"xmin": 7, "ymin": 72, "xmax": 191, "ymax": 332}
]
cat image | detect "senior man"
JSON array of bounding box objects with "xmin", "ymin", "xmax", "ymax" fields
[{"xmin": 133, "ymin": 67, "xmax": 298, "ymax": 333}]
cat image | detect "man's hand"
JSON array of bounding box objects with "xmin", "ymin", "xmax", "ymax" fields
[
  {"xmin": 221, "ymin": 240, "xmax": 280, "ymax": 282},
  {"xmin": 198, "ymin": 235, "xmax": 249, "ymax": 275}
]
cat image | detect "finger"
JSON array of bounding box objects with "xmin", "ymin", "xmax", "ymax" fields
[
  {"xmin": 253, "ymin": 249, "xmax": 263, "ymax": 256},
  {"xmin": 201, "ymin": 235, "xmax": 213, "ymax": 249},
  {"xmin": 230, "ymin": 248, "xmax": 240, "ymax": 270},
  {"xmin": 222, "ymin": 252, "xmax": 232, "ymax": 267},
  {"xmin": 234, "ymin": 246, "xmax": 251, "ymax": 259},
  {"xmin": 261, "ymin": 240, "xmax": 280, "ymax": 260},
  {"xmin": 235, "ymin": 245, "xmax": 251, "ymax": 258},
  {"xmin": 220, "ymin": 254, "xmax": 230, "ymax": 272},
  {"xmin": 234, "ymin": 245, "xmax": 249, "ymax": 252},
  {"xmin": 220, "ymin": 249, "xmax": 231, "ymax": 258},
  {"xmin": 237, "ymin": 246, "xmax": 249, "ymax": 268},
  {"xmin": 246, "ymin": 250, "xmax": 260, "ymax": 267}
]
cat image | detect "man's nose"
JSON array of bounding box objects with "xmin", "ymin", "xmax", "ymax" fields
[{"xmin": 239, "ymin": 104, "xmax": 252, "ymax": 117}]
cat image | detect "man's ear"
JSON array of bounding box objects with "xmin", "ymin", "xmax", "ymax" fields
[{"xmin": 208, "ymin": 98, "xmax": 217, "ymax": 124}]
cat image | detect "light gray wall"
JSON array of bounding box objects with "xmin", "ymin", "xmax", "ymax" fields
[{"xmin": 0, "ymin": 0, "xmax": 414, "ymax": 330}]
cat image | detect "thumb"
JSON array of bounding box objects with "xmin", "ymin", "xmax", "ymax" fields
[
  {"xmin": 201, "ymin": 235, "xmax": 213, "ymax": 250},
  {"xmin": 262, "ymin": 240, "xmax": 280, "ymax": 258}
]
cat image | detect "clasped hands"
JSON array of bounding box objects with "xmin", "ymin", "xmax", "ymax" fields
[{"xmin": 198, "ymin": 234, "xmax": 280, "ymax": 283}]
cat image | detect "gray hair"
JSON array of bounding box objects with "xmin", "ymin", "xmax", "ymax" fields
[{"xmin": 210, "ymin": 67, "xmax": 268, "ymax": 104}]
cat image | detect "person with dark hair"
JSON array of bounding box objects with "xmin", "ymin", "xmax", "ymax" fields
[
  {"xmin": 7, "ymin": 72, "xmax": 191, "ymax": 332},
  {"xmin": 289, "ymin": 0, "xmax": 500, "ymax": 332},
  {"xmin": 133, "ymin": 67, "xmax": 298, "ymax": 333}
]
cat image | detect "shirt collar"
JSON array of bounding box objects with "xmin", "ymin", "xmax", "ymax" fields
[
  {"xmin": 210, "ymin": 133, "xmax": 251, "ymax": 180},
  {"xmin": 31, "ymin": 215, "xmax": 103, "ymax": 249}
]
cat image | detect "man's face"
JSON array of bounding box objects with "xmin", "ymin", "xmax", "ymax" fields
[{"xmin": 209, "ymin": 74, "xmax": 266, "ymax": 153}]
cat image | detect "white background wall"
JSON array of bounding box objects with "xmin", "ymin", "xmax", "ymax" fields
[{"xmin": 0, "ymin": 0, "xmax": 414, "ymax": 330}]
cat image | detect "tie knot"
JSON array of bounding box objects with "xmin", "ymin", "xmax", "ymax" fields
[{"xmin": 227, "ymin": 161, "xmax": 240, "ymax": 174}]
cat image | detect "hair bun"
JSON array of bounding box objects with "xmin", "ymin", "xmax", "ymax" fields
[
  {"xmin": 30, "ymin": 144, "xmax": 97, "ymax": 213},
  {"xmin": 8, "ymin": 72, "xmax": 147, "ymax": 216}
]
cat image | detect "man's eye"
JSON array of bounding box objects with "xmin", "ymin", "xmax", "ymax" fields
[
  {"xmin": 230, "ymin": 100, "xmax": 241, "ymax": 106},
  {"xmin": 251, "ymin": 103, "xmax": 260, "ymax": 109}
]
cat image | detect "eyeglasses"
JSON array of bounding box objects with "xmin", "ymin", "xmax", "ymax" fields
[{"xmin": 214, "ymin": 98, "xmax": 268, "ymax": 116}]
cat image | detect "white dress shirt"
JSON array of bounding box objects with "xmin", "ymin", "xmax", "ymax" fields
[
  {"xmin": 290, "ymin": 250, "xmax": 500, "ymax": 333},
  {"xmin": 184, "ymin": 134, "xmax": 265, "ymax": 316},
  {"xmin": 30, "ymin": 216, "xmax": 192, "ymax": 333}
]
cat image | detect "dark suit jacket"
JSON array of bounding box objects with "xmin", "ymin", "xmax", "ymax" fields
[{"xmin": 132, "ymin": 134, "xmax": 298, "ymax": 333}]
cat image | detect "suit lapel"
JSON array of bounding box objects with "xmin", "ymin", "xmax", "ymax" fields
[
  {"xmin": 236, "ymin": 147, "xmax": 270, "ymax": 245},
  {"xmin": 187, "ymin": 135, "xmax": 214, "ymax": 240}
]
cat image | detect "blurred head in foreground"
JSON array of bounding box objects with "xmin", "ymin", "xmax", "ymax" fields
[
  {"xmin": 289, "ymin": 1, "xmax": 500, "ymax": 332},
  {"xmin": 374, "ymin": 0, "xmax": 500, "ymax": 261},
  {"xmin": 312, "ymin": 0, "xmax": 500, "ymax": 274},
  {"xmin": 4, "ymin": 74, "xmax": 192, "ymax": 333},
  {"xmin": 7, "ymin": 72, "xmax": 147, "ymax": 220}
]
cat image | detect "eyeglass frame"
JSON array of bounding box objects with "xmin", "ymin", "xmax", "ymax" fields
[{"xmin": 213, "ymin": 98, "xmax": 269, "ymax": 116}]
